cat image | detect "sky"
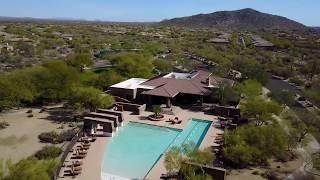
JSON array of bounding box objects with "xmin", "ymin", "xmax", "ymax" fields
[{"xmin": 1, "ymin": 0, "xmax": 319, "ymax": 26}]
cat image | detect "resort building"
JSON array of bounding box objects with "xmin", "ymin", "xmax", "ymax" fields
[
  {"xmin": 110, "ymin": 70, "xmax": 234, "ymax": 107},
  {"xmin": 58, "ymin": 70, "xmax": 237, "ymax": 180}
]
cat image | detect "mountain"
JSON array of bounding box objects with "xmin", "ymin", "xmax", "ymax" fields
[
  {"xmin": 0, "ymin": 16, "xmax": 153, "ymax": 25},
  {"xmin": 311, "ymin": 27, "xmax": 320, "ymax": 33},
  {"xmin": 160, "ymin": 8, "xmax": 308, "ymax": 31}
]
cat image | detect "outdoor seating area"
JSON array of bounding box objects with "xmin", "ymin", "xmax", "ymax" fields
[
  {"xmin": 54, "ymin": 104, "xmax": 223, "ymax": 180},
  {"xmin": 216, "ymin": 116, "xmax": 238, "ymax": 129},
  {"xmin": 212, "ymin": 132, "xmax": 225, "ymax": 167},
  {"xmin": 60, "ymin": 134, "xmax": 96, "ymax": 178}
]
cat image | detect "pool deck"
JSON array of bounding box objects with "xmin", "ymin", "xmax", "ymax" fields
[{"xmin": 58, "ymin": 106, "xmax": 222, "ymax": 180}]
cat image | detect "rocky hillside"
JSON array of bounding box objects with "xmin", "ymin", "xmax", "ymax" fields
[{"xmin": 160, "ymin": 8, "xmax": 308, "ymax": 31}]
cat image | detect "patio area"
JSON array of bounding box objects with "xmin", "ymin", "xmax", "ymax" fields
[{"xmin": 57, "ymin": 105, "xmax": 223, "ymax": 180}]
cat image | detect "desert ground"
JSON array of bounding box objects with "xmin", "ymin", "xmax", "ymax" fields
[
  {"xmin": 0, "ymin": 107, "xmax": 74, "ymax": 163},
  {"xmin": 226, "ymin": 155, "xmax": 305, "ymax": 180}
]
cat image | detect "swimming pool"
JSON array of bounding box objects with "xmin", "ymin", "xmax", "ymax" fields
[{"xmin": 101, "ymin": 119, "xmax": 212, "ymax": 180}]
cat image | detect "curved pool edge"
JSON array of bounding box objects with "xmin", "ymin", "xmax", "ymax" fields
[{"xmin": 101, "ymin": 118, "xmax": 214, "ymax": 180}]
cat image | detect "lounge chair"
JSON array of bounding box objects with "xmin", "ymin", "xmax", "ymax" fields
[
  {"xmin": 72, "ymin": 166, "xmax": 82, "ymax": 171},
  {"xmin": 168, "ymin": 118, "xmax": 175, "ymax": 124},
  {"xmin": 78, "ymin": 136, "xmax": 96, "ymax": 143},
  {"xmin": 64, "ymin": 160, "xmax": 83, "ymax": 167},
  {"xmin": 173, "ymin": 117, "xmax": 182, "ymax": 124},
  {"xmin": 73, "ymin": 149, "xmax": 87, "ymax": 155},
  {"xmin": 71, "ymin": 151, "xmax": 86, "ymax": 159},
  {"xmin": 77, "ymin": 142, "xmax": 91, "ymax": 147},
  {"xmin": 64, "ymin": 168, "xmax": 82, "ymax": 176},
  {"xmin": 76, "ymin": 146, "xmax": 89, "ymax": 151},
  {"xmin": 72, "ymin": 160, "xmax": 83, "ymax": 167}
]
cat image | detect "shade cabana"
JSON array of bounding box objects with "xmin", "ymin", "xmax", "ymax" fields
[{"xmin": 83, "ymin": 117, "xmax": 116, "ymax": 137}]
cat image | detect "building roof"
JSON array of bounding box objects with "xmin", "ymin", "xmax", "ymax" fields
[
  {"xmin": 110, "ymin": 78, "xmax": 154, "ymax": 90},
  {"xmin": 141, "ymin": 70, "xmax": 212, "ymax": 98},
  {"xmin": 110, "ymin": 78, "xmax": 154, "ymax": 89}
]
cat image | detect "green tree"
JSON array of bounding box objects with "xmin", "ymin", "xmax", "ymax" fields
[
  {"xmin": 94, "ymin": 70, "xmax": 125, "ymax": 90},
  {"xmin": 153, "ymin": 60, "xmax": 173, "ymax": 73},
  {"xmin": 211, "ymin": 81, "xmax": 239, "ymax": 106},
  {"xmin": 224, "ymin": 125, "xmax": 289, "ymax": 167},
  {"xmin": 269, "ymin": 90, "xmax": 295, "ymax": 106},
  {"xmin": 152, "ymin": 105, "xmax": 162, "ymax": 118},
  {"xmin": 232, "ymin": 57, "xmax": 268, "ymax": 85},
  {"xmin": 300, "ymin": 59, "xmax": 320, "ymax": 81},
  {"xmin": 164, "ymin": 142, "xmax": 214, "ymax": 179},
  {"xmin": 0, "ymin": 159, "xmax": 4, "ymax": 179},
  {"xmin": 241, "ymin": 97, "xmax": 282, "ymax": 125},
  {"xmin": 110, "ymin": 52, "xmax": 154, "ymax": 78},
  {"xmin": 16, "ymin": 42, "xmax": 35, "ymax": 57},
  {"xmin": 2, "ymin": 158, "xmax": 58, "ymax": 180},
  {"xmin": 0, "ymin": 77, "xmax": 23, "ymax": 111},
  {"xmin": 281, "ymin": 110, "xmax": 310, "ymax": 150},
  {"xmin": 236, "ymin": 80, "xmax": 262, "ymax": 98},
  {"xmin": 67, "ymin": 53, "xmax": 93, "ymax": 72},
  {"xmin": 33, "ymin": 61, "xmax": 79, "ymax": 102},
  {"xmin": 69, "ymin": 86, "xmax": 114, "ymax": 111},
  {"xmin": 164, "ymin": 147, "xmax": 183, "ymax": 175}
]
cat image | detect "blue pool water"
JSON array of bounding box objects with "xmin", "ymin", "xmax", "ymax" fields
[{"xmin": 102, "ymin": 119, "xmax": 212, "ymax": 179}]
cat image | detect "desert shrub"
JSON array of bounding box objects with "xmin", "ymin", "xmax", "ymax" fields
[
  {"xmin": 223, "ymin": 125, "xmax": 289, "ymax": 167},
  {"xmin": 59, "ymin": 129, "xmax": 77, "ymax": 141},
  {"xmin": 69, "ymin": 86, "xmax": 114, "ymax": 112},
  {"xmin": 0, "ymin": 121, "xmax": 9, "ymax": 130},
  {"xmin": 27, "ymin": 114, "xmax": 34, "ymax": 118},
  {"xmin": 2, "ymin": 157, "xmax": 58, "ymax": 180},
  {"xmin": 165, "ymin": 142, "xmax": 214, "ymax": 179},
  {"xmin": 252, "ymin": 170, "xmax": 260, "ymax": 175},
  {"xmin": 38, "ymin": 129, "xmax": 77, "ymax": 144},
  {"xmin": 269, "ymin": 90, "xmax": 295, "ymax": 106},
  {"xmin": 289, "ymin": 77, "xmax": 304, "ymax": 86},
  {"xmin": 38, "ymin": 131, "xmax": 60, "ymax": 144},
  {"xmin": 35, "ymin": 146, "xmax": 62, "ymax": 160},
  {"xmin": 152, "ymin": 105, "xmax": 162, "ymax": 117}
]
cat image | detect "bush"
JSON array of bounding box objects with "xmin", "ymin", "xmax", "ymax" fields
[
  {"xmin": 59, "ymin": 129, "xmax": 77, "ymax": 141},
  {"xmin": 0, "ymin": 121, "xmax": 9, "ymax": 130},
  {"xmin": 223, "ymin": 125, "xmax": 289, "ymax": 167},
  {"xmin": 38, "ymin": 129, "xmax": 77, "ymax": 144},
  {"xmin": 38, "ymin": 131, "xmax": 60, "ymax": 144},
  {"xmin": 289, "ymin": 77, "xmax": 304, "ymax": 86},
  {"xmin": 252, "ymin": 170, "xmax": 260, "ymax": 175},
  {"xmin": 2, "ymin": 157, "xmax": 59, "ymax": 180},
  {"xmin": 152, "ymin": 105, "xmax": 162, "ymax": 117},
  {"xmin": 69, "ymin": 86, "xmax": 114, "ymax": 112},
  {"xmin": 269, "ymin": 90, "xmax": 295, "ymax": 106},
  {"xmin": 35, "ymin": 146, "xmax": 62, "ymax": 160}
]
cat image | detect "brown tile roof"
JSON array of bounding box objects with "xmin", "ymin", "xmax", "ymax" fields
[{"xmin": 141, "ymin": 70, "xmax": 212, "ymax": 98}]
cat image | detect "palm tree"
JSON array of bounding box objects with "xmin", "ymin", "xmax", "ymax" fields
[
  {"xmin": 164, "ymin": 142, "xmax": 215, "ymax": 179},
  {"xmin": 152, "ymin": 105, "xmax": 162, "ymax": 118}
]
